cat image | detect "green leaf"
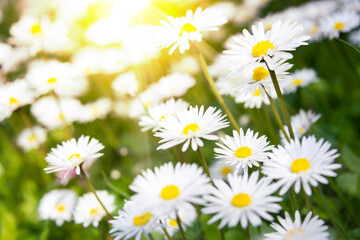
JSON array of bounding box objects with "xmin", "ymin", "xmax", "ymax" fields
[
  {"xmin": 336, "ymin": 173, "xmax": 359, "ymax": 196},
  {"xmin": 341, "ymin": 145, "xmax": 360, "ymax": 174}
]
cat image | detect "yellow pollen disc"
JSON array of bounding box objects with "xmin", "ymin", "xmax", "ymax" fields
[
  {"xmin": 144, "ymin": 101, "xmax": 152, "ymax": 108},
  {"xmin": 159, "ymin": 115, "xmax": 165, "ymax": 121},
  {"xmin": 252, "ymin": 66, "xmax": 269, "ymax": 81},
  {"xmin": 180, "ymin": 23, "xmax": 197, "ymax": 36},
  {"xmin": 299, "ymin": 127, "xmax": 304, "ymax": 134},
  {"xmin": 291, "ymin": 158, "xmax": 311, "ymax": 173},
  {"xmin": 291, "ymin": 79, "xmax": 303, "ymax": 86},
  {"xmin": 47, "ymin": 77, "xmax": 57, "ymax": 84},
  {"xmin": 161, "ymin": 185, "xmax": 180, "ymax": 200},
  {"xmin": 28, "ymin": 134, "xmax": 36, "ymax": 142},
  {"xmin": 285, "ymin": 228, "xmax": 304, "ymax": 238},
  {"xmin": 169, "ymin": 219, "xmax": 178, "ymax": 227},
  {"xmin": 183, "ymin": 123, "xmax": 200, "ymax": 135},
  {"xmin": 252, "ymin": 89, "xmax": 261, "ymax": 96},
  {"xmin": 57, "ymin": 205, "xmax": 65, "ymax": 212},
  {"xmin": 221, "ymin": 166, "xmax": 232, "ymax": 176},
  {"xmin": 9, "ymin": 97, "xmax": 19, "ymax": 105},
  {"xmin": 334, "ymin": 22, "xmax": 344, "ymax": 30},
  {"xmin": 310, "ymin": 25, "xmax": 317, "ymax": 34},
  {"xmin": 58, "ymin": 113, "xmax": 64, "ymax": 120},
  {"xmin": 232, "ymin": 193, "xmax": 251, "ymax": 208},
  {"xmin": 235, "ymin": 146, "xmax": 252, "ymax": 158},
  {"xmin": 90, "ymin": 208, "xmax": 98, "ymax": 217},
  {"xmin": 133, "ymin": 212, "xmax": 152, "ymax": 226},
  {"xmin": 68, "ymin": 153, "xmax": 80, "ymax": 161},
  {"xmin": 31, "ymin": 23, "xmax": 42, "ymax": 34},
  {"xmin": 252, "ymin": 40, "xmax": 274, "ymax": 57}
]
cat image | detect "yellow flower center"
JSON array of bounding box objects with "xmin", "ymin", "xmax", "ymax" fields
[
  {"xmin": 28, "ymin": 134, "xmax": 36, "ymax": 142},
  {"xmin": 291, "ymin": 158, "xmax": 311, "ymax": 173},
  {"xmin": 47, "ymin": 77, "xmax": 57, "ymax": 84},
  {"xmin": 221, "ymin": 166, "xmax": 232, "ymax": 176},
  {"xmin": 91, "ymin": 105, "xmax": 99, "ymax": 116},
  {"xmin": 252, "ymin": 89, "xmax": 261, "ymax": 96},
  {"xmin": 299, "ymin": 127, "xmax": 304, "ymax": 134},
  {"xmin": 310, "ymin": 25, "xmax": 317, "ymax": 34},
  {"xmin": 68, "ymin": 153, "xmax": 81, "ymax": 161},
  {"xmin": 285, "ymin": 228, "xmax": 305, "ymax": 239},
  {"xmin": 9, "ymin": 97, "xmax": 19, "ymax": 106},
  {"xmin": 291, "ymin": 79, "xmax": 303, "ymax": 86},
  {"xmin": 57, "ymin": 205, "xmax": 65, "ymax": 212},
  {"xmin": 31, "ymin": 23, "xmax": 42, "ymax": 35},
  {"xmin": 252, "ymin": 66, "xmax": 269, "ymax": 81},
  {"xmin": 180, "ymin": 23, "xmax": 197, "ymax": 36},
  {"xmin": 133, "ymin": 212, "xmax": 152, "ymax": 226},
  {"xmin": 160, "ymin": 115, "xmax": 165, "ymax": 121},
  {"xmin": 169, "ymin": 219, "xmax": 178, "ymax": 227},
  {"xmin": 235, "ymin": 146, "xmax": 252, "ymax": 158},
  {"xmin": 252, "ymin": 40, "xmax": 274, "ymax": 57},
  {"xmin": 144, "ymin": 101, "xmax": 152, "ymax": 108},
  {"xmin": 90, "ymin": 207, "xmax": 98, "ymax": 217},
  {"xmin": 232, "ymin": 193, "xmax": 251, "ymax": 208},
  {"xmin": 161, "ymin": 185, "xmax": 180, "ymax": 200},
  {"xmin": 334, "ymin": 22, "xmax": 344, "ymax": 30},
  {"xmin": 183, "ymin": 123, "xmax": 200, "ymax": 135}
]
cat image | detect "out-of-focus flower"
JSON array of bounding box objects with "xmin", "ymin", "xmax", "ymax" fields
[
  {"xmin": 112, "ymin": 72, "xmax": 139, "ymax": 97},
  {"xmin": 17, "ymin": 126, "xmax": 47, "ymax": 152}
]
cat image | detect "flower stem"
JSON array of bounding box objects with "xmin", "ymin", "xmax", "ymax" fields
[
  {"xmin": 147, "ymin": 233, "xmax": 155, "ymax": 240},
  {"xmin": 162, "ymin": 227, "xmax": 173, "ymax": 240},
  {"xmin": 194, "ymin": 48, "xmax": 240, "ymax": 131},
  {"xmin": 289, "ymin": 188, "xmax": 298, "ymax": 214},
  {"xmin": 220, "ymin": 229, "xmax": 226, "ymax": 240},
  {"xmin": 79, "ymin": 165, "xmax": 112, "ymax": 219},
  {"xmin": 313, "ymin": 187, "xmax": 349, "ymax": 238},
  {"xmin": 176, "ymin": 212, "xmax": 187, "ymax": 240},
  {"xmin": 196, "ymin": 148, "xmax": 212, "ymax": 181},
  {"xmin": 247, "ymin": 226, "xmax": 253, "ymax": 240},
  {"xmin": 262, "ymin": 85, "xmax": 290, "ymax": 143},
  {"xmin": 304, "ymin": 194, "xmax": 313, "ymax": 212},
  {"xmin": 264, "ymin": 61, "xmax": 295, "ymax": 140}
]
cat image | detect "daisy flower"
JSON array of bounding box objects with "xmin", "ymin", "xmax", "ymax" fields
[
  {"xmin": 264, "ymin": 211, "xmax": 329, "ymax": 240},
  {"xmin": 262, "ymin": 135, "xmax": 341, "ymax": 196},
  {"xmin": 234, "ymin": 86, "xmax": 272, "ymax": 109},
  {"xmin": 170, "ymin": 55, "xmax": 200, "ymax": 75},
  {"xmin": 110, "ymin": 200, "xmax": 158, "ymax": 240},
  {"xmin": 280, "ymin": 109, "xmax": 321, "ymax": 144},
  {"xmin": 155, "ymin": 73, "xmax": 196, "ymax": 99},
  {"xmin": 78, "ymin": 98, "xmax": 112, "ymax": 123},
  {"xmin": 202, "ymin": 171, "xmax": 282, "ymax": 229},
  {"xmin": 223, "ymin": 21, "xmax": 310, "ymax": 70},
  {"xmin": 38, "ymin": 189, "xmax": 77, "ymax": 226},
  {"xmin": 155, "ymin": 7, "xmax": 227, "ymax": 54},
  {"xmin": 282, "ymin": 68, "xmax": 317, "ymax": 94},
  {"xmin": 0, "ymin": 79, "xmax": 35, "ymax": 112},
  {"xmin": 130, "ymin": 162, "xmax": 210, "ymax": 216},
  {"xmin": 44, "ymin": 135, "xmax": 104, "ymax": 175},
  {"xmin": 139, "ymin": 98, "xmax": 189, "ymax": 132},
  {"xmin": 214, "ymin": 129, "xmax": 274, "ymax": 173},
  {"xmin": 319, "ymin": 10, "xmax": 360, "ymax": 40},
  {"xmin": 74, "ymin": 190, "xmax": 116, "ymax": 227},
  {"xmin": 17, "ymin": 126, "xmax": 47, "ymax": 152},
  {"xmin": 155, "ymin": 105, "xmax": 229, "ymax": 151},
  {"xmin": 209, "ymin": 161, "xmax": 237, "ymax": 180},
  {"xmin": 160, "ymin": 203, "xmax": 197, "ymax": 237},
  {"xmin": 112, "ymin": 71, "xmax": 139, "ymax": 97}
]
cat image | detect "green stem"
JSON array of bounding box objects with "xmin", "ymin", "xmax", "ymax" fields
[
  {"xmin": 162, "ymin": 227, "xmax": 173, "ymax": 240},
  {"xmin": 262, "ymin": 85, "xmax": 290, "ymax": 143},
  {"xmin": 265, "ymin": 61, "xmax": 295, "ymax": 140},
  {"xmin": 196, "ymin": 148, "xmax": 212, "ymax": 181},
  {"xmin": 313, "ymin": 187, "xmax": 349, "ymax": 239},
  {"xmin": 247, "ymin": 226, "xmax": 253, "ymax": 240},
  {"xmin": 147, "ymin": 233, "xmax": 155, "ymax": 240},
  {"xmin": 220, "ymin": 229, "xmax": 226, "ymax": 240},
  {"xmin": 289, "ymin": 188, "xmax": 298, "ymax": 213},
  {"xmin": 173, "ymin": 146, "xmax": 185, "ymax": 163},
  {"xmin": 339, "ymin": 39, "xmax": 360, "ymax": 55},
  {"xmin": 176, "ymin": 212, "xmax": 187, "ymax": 240},
  {"xmin": 304, "ymin": 194, "xmax": 313, "ymax": 212},
  {"xmin": 80, "ymin": 165, "xmax": 112, "ymax": 219},
  {"xmin": 195, "ymin": 48, "xmax": 240, "ymax": 131}
]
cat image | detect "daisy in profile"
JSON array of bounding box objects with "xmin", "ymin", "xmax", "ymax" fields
[
  {"xmin": 214, "ymin": 129, "xmax": 273, "ymax": 173},
  {"xmin": 202, "ymin": 171, "xmax": 282, "ymax": 229},
  {"xmin": 223, "ymin": 21, "xmax": 310, "ymax": 70},
  {"xmin": 74, "ymin": 190, "xmax": 115, "ymax": 227},
  {"xmin": 234, "ymin": 87, "xmax": 271, "ymax": 109},
  {"xmin": 282, "ymin": 68, "xmax": 317, "ymax": 94},
  {"xmin": 155, "ymin": 7, "xmax": 227, "ymax": 54},
  {"xmin": 38, "ymin": 189, "xmax": 77, "ymax": 226},
  {"xmin": 262, "ymin": 135, "xmax": 341, "ymax": 196},
  {"xmin": 130, "ymin": 162, "xmax": 210, "ymax": 216},
  {"xmin": 280, "ymin": 109, "xmax": 321, "ymax": 144},
  {"xmin": 319, "ymin": 10, "xmax": 360, "ymax": 39},
  {"xmin": 44, "ymin": 135, "xmax": 104, "ymax": 175},
  {"xmin": 17, "ymin": 126, "xmax": 47, "ymax": 152},
  {"xmin": 139, "ymin": 98, "xmax": 189, "ymax": 132},
  {"xmin": 209, "ymin": 161, "xmax": 237, "ymax": 180},
  {"xmin": 155, "ymin": 105, "xmax": 229, "ymax": 151},
  {"xmin": 160, "ymin": 203, "xmax": 197, "ymax": 237},
  {"xmin": 264, "ymin": 211, "xmax": 329, "ymax": 240},
  {"xmin": 110, "ymin": 200, "xmax": 158, "ymax": 240}
]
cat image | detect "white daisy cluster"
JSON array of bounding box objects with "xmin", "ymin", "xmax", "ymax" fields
[{"xmin": 38, "ymin": 189, "xmax": 115, "ymax": 228}]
